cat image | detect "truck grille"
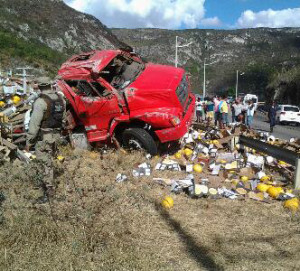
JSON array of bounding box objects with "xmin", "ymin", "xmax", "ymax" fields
[{"xmin": 176, "ymin": 75, "xmax": 189, "ymax": 107}]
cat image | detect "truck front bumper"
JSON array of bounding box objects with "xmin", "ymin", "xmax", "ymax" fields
[{"xmin": 155, "ymin": 94, "xmax": 195, "ymax": 143}]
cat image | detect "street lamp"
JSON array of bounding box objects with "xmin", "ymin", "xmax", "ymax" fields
[
  {"xmin": 203, "ymin": 59, "xmax": 217, "ymax": 98},
  {"xmin": 175, "ymin": 36, "xmax": 192, "ymax": 68},
  {"xmin": 235, "ymin": 70, "xmax": 245, "ymax": 99}
]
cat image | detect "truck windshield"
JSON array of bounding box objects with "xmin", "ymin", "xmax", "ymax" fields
[
  {"xmin": 176, "ymin": 75, "xmax": 189, "ymax": 106},
  {"xmin": 100, "ymin": 55, "xmax": 144, "ymax": 90}
]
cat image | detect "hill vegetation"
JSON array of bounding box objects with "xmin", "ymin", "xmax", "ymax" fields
[
  {"xmin": 0, "ymin": 0, "xmax": 299, "ymax": 104},
  {"xmin": 0, "ymin": 28, "xmax": 66, "ymax": 76},
  {"xmin": 112, "ymin": 28, "xmax": 300, "ymax": 104},
  {"xmin": 0, "ymin": 0, "xmax": 127, "ymax": 75}
]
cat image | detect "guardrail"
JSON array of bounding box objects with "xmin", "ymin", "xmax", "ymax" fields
[{"xmin": 237, "ymin": 136, "xmax": 300, "ymax": 189}]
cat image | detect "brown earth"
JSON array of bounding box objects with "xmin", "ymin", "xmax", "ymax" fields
[{"xmin": 0, "ymin": 148, "xmax": 299, "ymax": 271}]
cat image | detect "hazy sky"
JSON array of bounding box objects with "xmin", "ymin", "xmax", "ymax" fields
[{"xmin": 64, "ymin": 0, "xmax": 300, "ymax": 29}]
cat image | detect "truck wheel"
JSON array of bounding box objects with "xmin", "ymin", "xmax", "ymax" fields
[{"xmin": 122, "ymin": 128, "xmax": 158, "ymax": 155}]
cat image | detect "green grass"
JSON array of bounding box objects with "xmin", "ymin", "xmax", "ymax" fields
[{"xmin": 0, "ymin": 28, "xmax": 67, "ymax": 75}]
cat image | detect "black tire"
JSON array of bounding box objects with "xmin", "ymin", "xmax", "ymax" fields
[{"xmin": 122, "ymin": 128, "xmax": 158, "ymax": 155}]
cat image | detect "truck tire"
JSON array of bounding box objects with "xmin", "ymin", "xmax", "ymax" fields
[{"xmin": 122, "ymin": 128, "xmax": 158, "ymax": 155}]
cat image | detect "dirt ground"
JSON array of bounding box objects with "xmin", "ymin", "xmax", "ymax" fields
[{"xmin": 0, "ymin": 148, "xmax": 299, "ymax": 271}]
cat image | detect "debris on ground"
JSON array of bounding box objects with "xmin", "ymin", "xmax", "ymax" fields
[
  {"xmin": 146, "ymin": 123, "xmax": 300, "ymax": 212},
  {"xmin": 132, "ymin": 162, "xmax": 151, "ymax": 177},
  {"xmin": 1, "ymin": 77, "xmax": 300, "ymax": 214}
]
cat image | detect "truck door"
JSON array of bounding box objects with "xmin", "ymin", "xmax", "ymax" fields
[{"xmin": 70, "ymin": 80, "xmax": 121, "ymax": 142}]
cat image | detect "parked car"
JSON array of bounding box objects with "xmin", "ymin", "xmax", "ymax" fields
[
  {"xmin": 57, "ymin": 50, "xmax": 195, "ymax": 154},
  {"xmin": 276, "ymin": 105, "xmax": 300, "ymax": 125}
]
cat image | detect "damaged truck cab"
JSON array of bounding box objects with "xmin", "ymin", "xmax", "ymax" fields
[{"xmin": 57, "ymin": 50, "xmax": 195, "ymax": 154}]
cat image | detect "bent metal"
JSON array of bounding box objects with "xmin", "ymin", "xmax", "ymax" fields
[{"xmin": 57, "ymin": 49, "xmax": 196, "ymax": 155}]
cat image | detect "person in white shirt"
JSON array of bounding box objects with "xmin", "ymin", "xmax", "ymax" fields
[{"xmin": 246, "ymin": 100, "xmax": 255, "ymax": 128}]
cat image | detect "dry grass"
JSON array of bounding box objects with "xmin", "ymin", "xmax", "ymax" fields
[{"xmin": 0, "ymin": 148, "xmax": 299, "ymax": 271}]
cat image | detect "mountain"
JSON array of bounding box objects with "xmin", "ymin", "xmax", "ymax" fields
[
  {"xmin": 0, "ymin": 0, "xmax": 300, "ymax": 103},
  {"xmin": 112, "ymin": 28, "xmax": 300, "ymax": 100},
  {"xmin": 0, "ymin": 0, "xmax": 128, "ymax": 75}
]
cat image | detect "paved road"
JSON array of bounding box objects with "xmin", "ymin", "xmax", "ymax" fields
[{"xmin": 252, "ymin": 112, "xmax": 300, "ymax": 140}]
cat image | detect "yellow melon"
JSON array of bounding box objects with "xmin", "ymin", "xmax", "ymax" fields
[
  {"xmin": 257, "ymin": 183, "xmax": 271, "ymax": 193},
  {"xmin": 161, "ymin": 196, "xmax": 174, "ymax": 209},
  {"xmin": 184, "ymin": 148, "xmax": 193, "ymax": 157},
  {"xmin": 267, "ymin": 186, "xmax": 283, "ymax": 199},
  {"xmin": 240, "ymin": 176, "xmax": 249, "ymax": 182},
  {"xmin": 193, "ymin": 164, "xmax": 203, "ymax": 173},
  {"xmin": 284, "ymin": 198, "xmax": 299, "ymax": 212}
]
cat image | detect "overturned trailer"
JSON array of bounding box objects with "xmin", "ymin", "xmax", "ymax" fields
[{"xmin": 57, "ymin": 50, "xmax": 195, "ymax": 154}]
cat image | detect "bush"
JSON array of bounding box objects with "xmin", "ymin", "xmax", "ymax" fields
[{"xmin": 0, "ymin": 28, "xmax": 67, "ymax": 74}]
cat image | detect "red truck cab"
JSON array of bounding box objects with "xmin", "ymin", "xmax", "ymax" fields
[{"xmin": 57, "ymin": 50, "xmax": 195, "ymax": 154}]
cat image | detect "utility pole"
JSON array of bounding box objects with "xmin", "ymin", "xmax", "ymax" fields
[
  {"xmin": 235, "ymin": 70, "xmax": 245, "ymax": 99},
  {"xmin": 203, "ymin": 60, "xmax": 217, "ymax": 98},
  {"xmin": 16, "ymin": 67, "xmax": 33, "ymax": 95},
  {"xmin": 175, "ymin": 36, "xmax": 178, "ymax": 68},
  {"xmin": 203, "ymin": 59, "xmax": 206, "ymax": 98},
  {"xmin": 235, "ymin": 70, "xmax": 239, "ymax": 99}
]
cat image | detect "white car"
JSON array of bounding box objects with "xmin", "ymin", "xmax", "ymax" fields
[{"xmin": 276, "ymin": 105, "xmax": 300, "ymax": 125}]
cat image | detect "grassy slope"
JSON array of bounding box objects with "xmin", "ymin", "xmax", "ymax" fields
[
  {"xmin": 0, "ymin": 28, "xmax": 66, "ymax": 76},
  {"xmin": 0, "ymin": 149, "xmax": 299, "ymax": 270}
]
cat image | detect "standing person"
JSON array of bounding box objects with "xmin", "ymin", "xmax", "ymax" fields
[
  {"xmin": 26, "ymin": 79, "xmax": 66, "ymax": 151},
  {"xmin": 246, "ymin": 100, "xmax": 255, "ymax": 129},
  {"xmin": 219, "ymin": 95, "xmax": 229, "ymax": 128},
  {"xmin": 25, "ymin": 78, "xmax": 66, "ymax": 196},
  {"xmin": 201, "ymin": 100, "xmax": 206, "ymax": 121},
  {"xmin": 268, "ymin": 101, "xmax": 277, "ymax": 133},
  {"xmin": 195, "ymin": 97, "xmax": 203, "ymax": 123},
  {"xmin": 213, "ymin": 96, "xmax": 220, "ymax": 126},
  {"xmin": 206, "ymin": 97, "xmax": 214, "ymax": 126},
  {"xmin": 242, "ymin": 104, "xmax": 247, "ymax": 125},
  {"xmin": 231, "ymin": 100, "xmax": 236, "ymax": 123},
  {"xmin": 232, "ymin": 98, "xmax": 243, "ymax": 123}
]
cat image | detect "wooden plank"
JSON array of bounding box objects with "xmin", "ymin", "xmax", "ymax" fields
[{"xmin": 0, "ymin": 136, "xmax": 17, "ymax": 150}]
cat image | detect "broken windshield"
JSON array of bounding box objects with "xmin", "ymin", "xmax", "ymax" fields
[{"xmin": 100, "ymin": 54, "xmax": 144, "ymax": 90}]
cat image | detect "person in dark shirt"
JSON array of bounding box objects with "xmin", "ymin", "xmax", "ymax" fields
[{"xmin": 268, "ymin": 101, "xmax": 277, "ymax": 133}]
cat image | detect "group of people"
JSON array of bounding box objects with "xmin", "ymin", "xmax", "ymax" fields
[{"xmin": 195, "ymin": 95, "xmax": 256, "ymax": 129}]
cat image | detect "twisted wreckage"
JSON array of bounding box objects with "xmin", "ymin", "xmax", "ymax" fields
[
  {"xmin": 57, "ymin": 49, "xmax": 195, "ymax": 154},
  {"xmin": 0, "ymin": 49, "xmax": 196, "ymax": 157}
]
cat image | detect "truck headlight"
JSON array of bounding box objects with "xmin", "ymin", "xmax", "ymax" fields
[{"xmin": 170, "ymin": 116, "xmax": 181, "ymax": 126}]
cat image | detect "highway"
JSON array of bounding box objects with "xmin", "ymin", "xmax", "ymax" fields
[{"xmin": 252, "ymin": 112, "xmax": 300, "ymax": 140}]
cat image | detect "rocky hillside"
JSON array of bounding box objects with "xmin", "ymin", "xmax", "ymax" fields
[
  {"xmin": 0, "ymin": 0, "xmax": 128, "ymax": 75},
  {"xmin": 112, "ymin": 28, "xmax": 300, "ymax": 99},
  {"xmin": 0, "ymin": 0, "xmax": 300, "ymax": 101}
]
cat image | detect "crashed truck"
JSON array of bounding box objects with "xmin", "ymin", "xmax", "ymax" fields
[{"xmin": 57, "ymin": 50, "xmax": 195, "ymax": 155}]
